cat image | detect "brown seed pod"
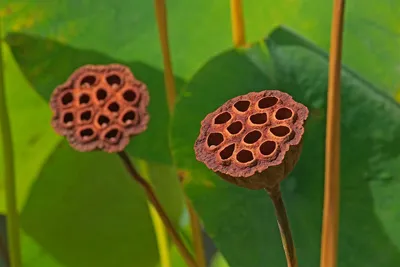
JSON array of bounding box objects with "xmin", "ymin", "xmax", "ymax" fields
[
  {"xmin": 50, "ymin": 64, "xmax": 150, "ymax": 153},
  {"xmin": 194, "ymin": 90, "xmax": 309, "ymax": 190}
]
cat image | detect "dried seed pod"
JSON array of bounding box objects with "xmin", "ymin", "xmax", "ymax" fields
[
  {"xmin": 50, "ymin": 64, "xmax": 150, "ymax": 153},
  {"xmin": 194, "ymin": 90, "xmax": 309, "ymax": 190}
]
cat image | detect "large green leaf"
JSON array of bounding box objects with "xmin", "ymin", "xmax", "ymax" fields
[
  {"xmin": 2, "ymin": 0, "xmax": 399, "ymax": 94},
  {"xmin": 20, "ymin": 140, "xmax": 183, "ymax": 267},
  {"xmin": 5, "ymin": 33, "xmax": 186, "ymax": 164},
  {"xmin": 0, "ymin": 44, "xmax": 60, "ymax": 213},
  {"xmin": 171, "ymin": 27, "xmax": 400, "ymax": 266}
]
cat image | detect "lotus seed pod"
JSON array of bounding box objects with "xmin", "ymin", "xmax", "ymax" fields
[
  {"xmin": 50, "ymin": 64, "xmax": 150, "ymax": 153},
  {"xmin": 194, "ymin": 90, "xmax": 309, "ymax": 190}
]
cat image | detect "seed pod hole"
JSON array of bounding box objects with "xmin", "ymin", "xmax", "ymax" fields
[
  {"xmin": 244, "ymin": 130, "xmax": 262, "ymax": 144},
  {"xmin": 96, "ymin": 89, "xmax": 107, "ymax": 101},
  {"xmin": 108, "ymin": 102, "xmax": 120, "ymax": 112},
  {"xmin": 122, "ymin": 110, "xmax": 136, "ymax": 124},
  {"xmin": 259, "ymin": 141, "xmax": 276, "ymax": 156},
  {"xmin": 79, "ymin": 128, "xmax": 94, "ymax": 139},
  {"xmin": 79, "ymin": 94, "xmax": 90, "ymax": 105},
  {"xmin": 258, "ymin": 97, "xmax": 278, "ymax": 109},
  {"xmin": 270, "ymin": 126, "xmax": 290, "ymax": 137},
  {"xmin": 234, "ymin": 100, "xmax": 250, "ymax": 112},
  {"xmin": 106, "ymin": 75, "xmax": 121, "ymax": 86},
  {"xmin": 227, "ymin": 121, "xmax": 243, "ymax": 135},
  {"xmin": 219, "ymin": 144, "xmax": 235, "ymax": 160},
  {"xmin": 275, "ymin": 108, "xmax": 293, "ymax": 120},
  {"xmin": 105, "ymin": 128, "xmax": 121, "ymax": 143},
  {"xmin": 236, "ymin": 150, "xmax": 254, "ymax": 163},
  {"xmin": 80, "ymin": 110, "xmax": 92, "ymax": 121},
  {"xmin": 63, "ymin": 112, "xmax": 74, "ymax": 124},
  {"xmin": 123, "ymin": 90, "xmax": 137, "ymax": 102},
  {"xmin": 207, "ymin": 132, "xmax": 224, "ymax": 148},
  {"xmin": 80, "ymin": 76, "xmax": 96, "ymax": 86},
  {"xmin": 250, "ymin": 113, "xmax": 267, "ymax": 125},
  {"xmin": 97, "ymin": 115, "xmax": 110, "ymax": 127},
  {"xmin": 214, "ymin": 112, "xmax": 231, "ymax": 124},
  {"xmin": 61, "ymin": 92, "xmax": 73, "ymax": 106}
]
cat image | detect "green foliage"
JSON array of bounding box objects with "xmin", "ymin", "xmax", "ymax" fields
[
  {"xmin": 171, "ymin": 27, "xmax": 400, "ymax": 266},
  {"xmin": 1, "ymin": 0, "xmax": 400, "ymax": 267}
]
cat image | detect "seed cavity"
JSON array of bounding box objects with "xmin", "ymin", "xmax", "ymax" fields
[
  {"xmin": 244, "ymin": 130, "xmax": 262, "ymax": 144},
  {"xmin": 106, "ymin": 75, "xmax": 121, "ymax": 86},
  {"xmin": 259, "ymin": 141, "xmax": 276, "ymax": 156},
  {"xmin": 79, "ymin": 94, "xmax": 90, "ymax": 105},
  {"xmin": 207, "ymin": 132, "xmax": 224, "ymax": 148},
  {"xmin": 234, "ymin": 100, "xmax": 250, "ymax": 112},
  {"xmin": 97, "ymin": 115, "xmax": 110, "ymax": 128},
  {"xmin": 258, "ymin": 97, "xmax": 278, "ymax": 109},
  {"xmin": 123, "ymin": 89, "xmax": 137, "ymax": 102},
  {"xmin": 227, "ymin": 121, "xmax": 243, "ymax": 135},
  {"xmin": 61, "ymin": 92, "xmax": 73, "ymax": 106},
  {"xmin": 219, "ymin": 144, "xmax": 235, "ymax": 160},
  {"xmin": 80, "ymin": 110, "xmax": 92, "ymax": 121},
  {"xmin": 108, "ymin": 102, "xmax": 120, "ymax": 112},
  {"xmin": 236, "ymin": 150, "xmax": 254, "ymax": 163},
  {"xmin": 214, "ymin": 112, "xmax": 232, "ymax": 124},
  {"xmin": 104, "ymin": 128, "xmax": 121, "ymax": 143},
  {"xmin": 275, "ymin": 108, "xmax": 293, "ymax": 120},
  {"xmin": 122, "ymin": 110, "xmax": 136, "ymax": 124},
  {"xmin": 96, "ymin": 89, "xmax": 107, "ymax": 101},
  {"xmin": 250, "ymin": 113, "xmax": 268, "ymax": 125},
  {"xmin": 270, "ymin": 126, "xmax": 290, "ymax": 137},
  {"xmin": 80, "ymin": 75, "xmax": 96, "ymax": 86},
  {"xmin": 79, "ymin": 128, "xmax": 95, "ymax": 140},
  {"xmin": 63, "ymin": 112, "xmax": 74, "ymax": 124}
]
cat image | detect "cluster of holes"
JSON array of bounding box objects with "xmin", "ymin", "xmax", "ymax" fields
[
  {"xmin": 204, "ymin": 95, "xmax": 298, "ymax": 166},
  {"xmin": 55, "ymin": 69, "xmax": 148, "ymax": 151}
]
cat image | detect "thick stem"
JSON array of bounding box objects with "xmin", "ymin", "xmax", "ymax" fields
[
  {"xmin": 118, "ymin": 151, "xmax": 198, "ymax": 267},
  {"xmin": 266, "ymin": 186, "xmax": 297, "ymax": 267}
]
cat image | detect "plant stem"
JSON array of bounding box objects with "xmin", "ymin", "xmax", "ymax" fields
[
  {"xmin": 186, "ymin": 200, "xmax": 206, "ymax": 267},
  {"xmin": 0, "ymin": 21, "xmax": 22, "ymax": 267},
  {"xmin": 154, "ymin": 0, "xmax": 176, "ymax": 114},
  {"xmin": 137, "ymin": 160, "xmax": 171, "ymax": 267},
  {"xmin": 266, "ymin": 186, "xmax": 297, "ymax": 267},
  {"xmin": 154, "ymin": 1, "xmax": 206, "ymax": 265},
  {"xmin": 230, "ymin": 0, "xmax": 246, "ymax": 47},
  {"xmin": 320, "ymin": 1, "xmax": 345, "ymax": 267},
  {"xmin": 118, "ymin": 151, "xmax": 198, "ymax": 267}
]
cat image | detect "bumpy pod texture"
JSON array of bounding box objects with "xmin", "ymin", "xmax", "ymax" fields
[
  {"xmin": 50, "ymin": 64, "xmax": 149, "ymax": 153},
  {"xmin": 194, "ymin": 90, "xmax": 309, "ymax": 190}
]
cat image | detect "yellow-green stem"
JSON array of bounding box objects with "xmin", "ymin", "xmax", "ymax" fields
[
  {"xmin": 154, "ymin": 1, "xmax": 206, "ymax": 266},
  {"xmin": 230, "ymin": 0, "xmax": 246, "ymax": 47},
  {"xmin": 138, "ymin": 160, "xmax": 171, "ymax": 267},
  {"xmin": 0, "ymin": 20, "xmax": 22, "ymax": 267}
]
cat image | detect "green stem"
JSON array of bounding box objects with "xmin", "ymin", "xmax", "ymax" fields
[{"xmin": 0, "ymin": 20, "xmax": 22, "ymax": 267}]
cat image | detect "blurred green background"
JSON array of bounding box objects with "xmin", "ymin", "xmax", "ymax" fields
[{"xmin": 0, "ymin": 0, "xmax": 399, "ymax": 266}]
